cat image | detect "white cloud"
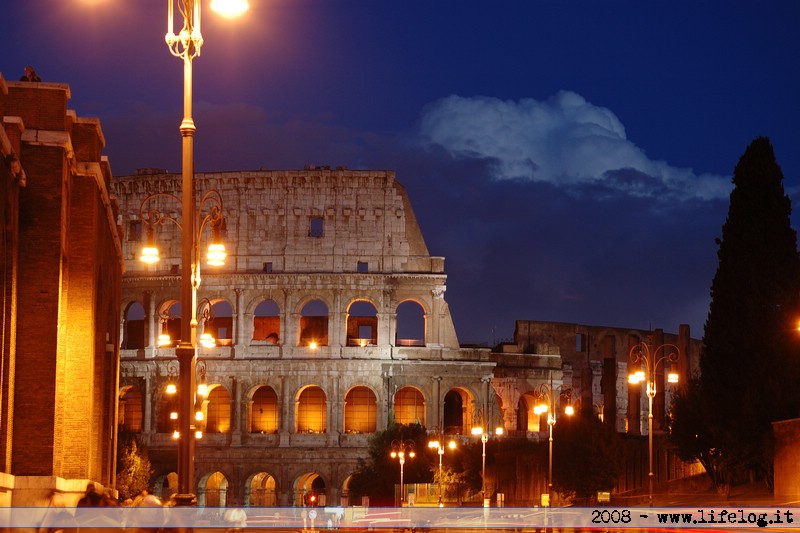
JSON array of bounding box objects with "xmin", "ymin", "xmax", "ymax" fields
[{"xmin": 419, "ymin": 91, "xmax": 730, "ymax": 200}]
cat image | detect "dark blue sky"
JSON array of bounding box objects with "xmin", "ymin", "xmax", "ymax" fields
[{"xmin": 5, "ymin": 1, "xmax": 800, "ymax": 345}]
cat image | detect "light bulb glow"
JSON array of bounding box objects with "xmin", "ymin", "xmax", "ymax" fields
[
  {"xmin": 210, "ymin": 0, "xmax": 249, "ymax": 17},
  {"xmin": 140, "ymin": 246, "xmax": 160, "ymax": 264},
  {"xmin": 207, "ymin": 242, "xmax": 226, "ymax": 266}
]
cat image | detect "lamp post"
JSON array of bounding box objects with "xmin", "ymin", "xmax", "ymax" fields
[
  {"xmin": 628, "ymin": 342, "xmax": 680, "ymax": 507},
  {"xmin": 390, "ymin": 440, "xmax": 415, "ymax": 506},
  {"xmin": 141, "ymin": 0, "xmax": 248, "ymax": 505},
  {"xmin": 471, "ymin": 426, "xmax": 504, "ymax": 507},
  {"xmin": 427, "ymin": 436, "xmax": 456, "ymax": 506},
  {"xmin": 534, "ymin": 375, "xmax": 573, "ymax": 504}
]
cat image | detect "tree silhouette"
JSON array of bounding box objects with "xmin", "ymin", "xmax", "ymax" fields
[{"xmin": 672, "ymin": 137, "xmax": 800, "ymax": 487}]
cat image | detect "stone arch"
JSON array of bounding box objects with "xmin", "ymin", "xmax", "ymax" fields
[
  {"xmin": 152, "ymin": 471, "xmax": 178, "ymax": 502},
  {"xmin": 157, "ymin": 299, "xmax": 181, "ymax": 347},
  {"xmin": 253, "ymin": 299, "xmax": 281, "ymax": 344},
  {"xmin": 294, "ymin": 472, "xmax": 327, "ymax": 507},
  {"xmin": 517, "ymin": 390, "xmax": 543, "ymax": 433},
  {"xmin": 204, "ymin": 385, "xmax": 232, "ymax": 434},
  {"xmin": 118, "ymin": 384, "xmax": 143, "ymax": 432},
  {"xmin": 250, "ymin": 385, "xmax": 279, "ymax": 433},
  {"xmin": 245, "ymin": 471, "xmax": 278, "ymax": 506},
  {"xmin": 296, "ymin": 385, "xmax": 327, "ymax": 433},
  {"xmin": 393, "ymin": 386, "xmax": 426, "ymax": 426},
  {"xmin": 442, "ymin": 387, "xmax": 475, "ymax": 435},
  {"xmin": 299, "ymin": 299, "xmax": 329, "ymax": 347},
  {"xmin": 202, "ymin": 298, "xmax": 234, "ymax": 345},
  {"xmin": 345, "ymin": 299, "xmax": 378, "ymax": 347},
  {"xmin": 343, "ymin": 385, "xmax": 377, "ymax": 434},
  {"xmin": 396, "ymin": 300, "xmax": 426, "ymax": 347},
  {"xmin": 122, "ymin": 301, "xmax": 145, "ymax": 350},
  {"xmin": 199, "ymin": 470, "xmax": 229, "ymax": 507}
]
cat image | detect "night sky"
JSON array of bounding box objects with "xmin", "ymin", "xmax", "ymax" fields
[{"xmin": 4, "ymin": 1, "xmax": 799, "ymax": 345}]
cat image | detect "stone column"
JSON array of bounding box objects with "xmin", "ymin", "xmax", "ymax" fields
[
  {"xmin": 431, "ymin": 376, "xmax": 441, "ymax": 429},
  {"xmin": 233, "ymin": 288, "xmax": 245, "ymax": 356},
  {"xmin": 147, "ymin": 292, "xmax": 157, "ymax": 357}
]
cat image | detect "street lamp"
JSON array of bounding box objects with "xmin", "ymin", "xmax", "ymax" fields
[
  {"xmin": 628, "ymin": 341, "xmax": 680, "ymax": 507},
  {"xmin": 471, "ymin": 426, "xmax": 504, "ymax": 507},
  {"xmin": 389, "ymin": 440, "xmax": 415, "ymax": 505},
  {"xmin": 427, "ymin": 436, "xmax": 456, "ymax": 506},
  {"xmin": 534, "ymin": 375, "xmax": 573, "ymax": 503},
  {"xmin": 148, "ymin": 0, "xmax": 247, "ymax": 505}
]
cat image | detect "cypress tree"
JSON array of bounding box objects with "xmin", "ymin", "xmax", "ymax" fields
[{"xmin": 699, "ymin": 136, "xmax": 800, "ymax": 484}]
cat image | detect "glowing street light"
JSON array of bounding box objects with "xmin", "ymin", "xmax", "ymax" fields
[
  {"xmin": 534, "ymin": 375, "xmax": 573, "ymax": 504},
  {"xmin": 628, "ymin": 341, "xmax": 680, "ymax": 507},
  {"xmin": 471, "ymin": 426, "xmax": 504, "ymax": 507},
  {"xmin": 390, "ymin": 440, "xmax": 416, "ymax": 505},
  {"xmin": 427, "ymin": 436, "xmax": 456, "ymax": 506},
  {"xmin": 140, "ymin": 0, "xmax": 247, "ymax": 505}
]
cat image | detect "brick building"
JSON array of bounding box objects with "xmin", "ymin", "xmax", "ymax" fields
[
  {"xmin": 0, "ymin": 73, "xmax": 123, "ymax": 505},
  {"xmin": 114, "ymin": 168, "xmax": 699, "ymax": 506}
]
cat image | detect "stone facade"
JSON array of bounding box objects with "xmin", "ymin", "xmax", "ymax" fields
[
  {"xmin": 114, "ymin": 168, "xmax": 701, "ymax": 507},
  {"xmin": 114, "ymin": 168, "xmax": 514, "ymax": 506},
  {"xmin": 0, "ymin": 73, "xmax": 123, "ymax": 505}
]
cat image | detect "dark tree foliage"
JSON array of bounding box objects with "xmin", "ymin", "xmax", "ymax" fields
[
  {"xmin": 347, "ymin": 423, "xmax": 433, "ymax": 506},
  {"xmin": 116, "ymin": 426, "xmax": 153, "ymax": 500},
  {"xmin": 552, "ymin": 409, "xmax": 623, "ymax": 503},
  {"xmin": 673, "ymin": 137, "xmax": 800, "ymax": 487}
]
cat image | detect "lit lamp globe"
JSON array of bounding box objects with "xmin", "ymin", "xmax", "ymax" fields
[{"xmin": 211, "ymin": 0, "xmax": 249, "ymax": 17}]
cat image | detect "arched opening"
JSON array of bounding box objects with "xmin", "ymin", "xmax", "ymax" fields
[
  {"xmin": 517, "ymin": 391, "xmax": 543, "ymax": 432},
  {"xmin": 346, "ymin": 300, "xmax": 377, "ymax": 347},
  {"xmin": 156, "ymin": 386, "xmax": 179, "ymax": 434},
  {"xmin": 295, "ymin": 473, "xmax": 326, "ymax": 507},
  {"xmin": 153, "ymin": 472, "xmax": 178, "ymax": 502},
  {"xmin": 247, "ymin": 471, "xmax": 277, "ymax": 506},
  {"xmin": 201, "ymin": 471, "xmax": 228, "ymax": 507},
  {"xmin": 341, "ymin": 475, "xmax": 353, "ymax": 507},
  {"xmin": 300, "ymin": 300, "xmax": 329, "ymax": 347},
  {"xmin": 396, "ymin": 301, "xmax": 425, "ymax": 347},
  {"xmin": 119, "ymin": 385, "xmax": 143, "ymax": 432},
  {"xmin": 206, "ymin": 386, "xmax": 232, "ymax": 433},
  {"xmin": 251, "ymin": 386, "xmax": 279, "ymax": 433},
  {"xmin": 253, "ymin": 299, "xmax": 281, "ymax": 344},
  {"xmin": 297, "ymin": 386, "xmax": 327, "ymax": 433},
  {"xmin": 203, "ymin": 300, "xmax": 233, "ymax": 346},
  {"xmin": 159, "ymin": 301, "xmax": 182, "ymax": 347},
  {"xmin": 442, "ymin": 389, "xmax": 465, "ymax": 435},
  {"xmin": 122, "ymin": 302, "xmax": 145, "ymax": 350},
  {"xmin": 393, "ymin": 386, "xmax": 425, "ymax": 426},
  {"xmin": 344, "ymin": 386, "xmax": 377, "ymax": 433}
]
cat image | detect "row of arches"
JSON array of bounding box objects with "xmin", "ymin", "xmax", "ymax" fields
[
  {"xmin": 153, "ymin": 470, "xmax": 330, "ymax": 507},
  {"xmin": 120, "ymin": 383, "xmax": 478, "ymax": 435},
  {"xmin": 122, "ymin": 298, "xmax": 427, "ymax": 350},
  {"xmin": 120, "ymin": 381, "xmax": 556, "ymax": 437}
]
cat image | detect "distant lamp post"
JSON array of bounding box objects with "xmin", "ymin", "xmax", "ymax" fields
[
  {"xmin": 534, "ymin": 375, "xmax": 573, "ymax": 503},
  {"xmin": 390, "ymin": 440, "xmax": 416, "ymax": 505},
  {"xmin": 628, "ymin": 341, "xmax": 680, "ymax": 507},
  {"xmin": 427, "ymin": 435, "xmax": 456, "ymax": 506},
  {"xmin": 471, "ymin": 426, "xmax": 504, "ymax": 507}
]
